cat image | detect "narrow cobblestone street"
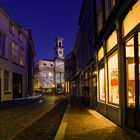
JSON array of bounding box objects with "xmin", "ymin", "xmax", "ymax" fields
[
  {"xmin": 56, "ymin": 98, "xmax": 140, "ymax": 140},
  {"xmin": 0, "ymin": 95, "xmax": 66, "ymax": 140},
  {"xmin": 1, "ymin": 0, "xmax": 140, "ymax": 139}
]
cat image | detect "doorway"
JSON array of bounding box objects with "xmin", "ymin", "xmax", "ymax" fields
[
  {"xmin": 13, "ymin": 73, "xmax": 22, "ymax": 99},
  {"xmin": 125, "ymin": 33, "xmax": 140, "ymax": 131}
]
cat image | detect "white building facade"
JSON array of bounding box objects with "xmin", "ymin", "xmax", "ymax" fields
[
  {"xmin": 34, "ymin": 37, "xmax": 65, "ymax": 94},
  {"xmin": 0, "ymin": 7, "xmax": 35, "ymax": 101},
  {"xmin": 34, "ymin": 59, "xmax": 55, "ymax": 93}
]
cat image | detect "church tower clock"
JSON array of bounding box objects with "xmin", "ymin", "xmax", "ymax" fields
[{"xmin": 54, "ymin": 37, "xmax": 64, "ymax": 60}]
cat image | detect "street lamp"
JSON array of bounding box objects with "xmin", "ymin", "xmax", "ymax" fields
[{"xmin": 49, "ymin": 73, "xmax": 52, "ymax": 76}]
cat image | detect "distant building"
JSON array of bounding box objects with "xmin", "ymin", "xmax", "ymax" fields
[
  {"xmin": 34, "ymin": 37, "xmax": 65, "ymax": 94},
  {"xmin": 0, "ymin": 7, "xmax": 36, "ymax": 101},
  {"xmin": 34, "ymin": 59, "xmax": 54, "ymax": 93}
]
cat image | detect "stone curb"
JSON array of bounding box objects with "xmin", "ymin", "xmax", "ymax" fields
[{"xmin": 54, "ymin": 104, "xmax": 70, "ymax": 140}]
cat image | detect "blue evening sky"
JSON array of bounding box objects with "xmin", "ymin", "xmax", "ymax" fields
[{"xmin": 1, "ymin": 0, "xmax": 82, "ymax": 60}]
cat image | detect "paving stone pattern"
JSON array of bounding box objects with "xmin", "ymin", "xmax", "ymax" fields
[{"xmin": 64, "ymin": 98, "xmax": 140, "ymax": 140}]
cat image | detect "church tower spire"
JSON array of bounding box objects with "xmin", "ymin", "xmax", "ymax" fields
[{"xmin": 54, "ymin": 37, "xmax": 64, "ymax": 60}]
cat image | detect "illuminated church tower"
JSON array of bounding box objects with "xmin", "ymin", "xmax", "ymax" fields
[
  {"xmin": 54, "ymin": 37, "xmax": 64, "ymax": 60},
  {"xmin": 54, "ymin": 37, "xmax": 65, "ymax": 93}
]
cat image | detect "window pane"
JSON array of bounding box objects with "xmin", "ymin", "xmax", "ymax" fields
[
  {"xmin": 99, "ymin": 68, "xmax": 105, "ymax": 101},
  {"xmin": 12, "ymin": 42, "xmax": 18, "ymax": 63},
  {"xmin": 20, "ymin": 47, "xmax": 24, "ymax": 65},
  {"xmin": 98, "ymin": 46, "xmax": 104, "ymax": 61},
  {"xmin": 123, "ymin": 0, "xmax": 140, "ymax": 36},
  {"xmin": 107, "ymin": 31, "xmax": 117, "ymax": 52},
  {"xmin": 126, "ymin": 38, "xmax": 135, "ymax": 108},
  {"xmin": 4, "ymin": 71, "xmax": 9, "ymax": 91},
  {"xmin": 0, "ymin": 32, "xmax": 6, "ymax": 57},
  {"xmin": 108, "ymin": 51, "xmax": 119, "ymax": 104}
]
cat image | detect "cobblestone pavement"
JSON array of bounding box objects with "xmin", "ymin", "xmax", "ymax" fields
[
  {"xmin": 62, "ymin": 98, "xmax": 140, "ymax": 140},
  {"xmin": 0, "ymin": 95, "xmax": 64, "ymax": 140}
]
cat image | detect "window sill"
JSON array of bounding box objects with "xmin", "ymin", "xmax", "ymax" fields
[
  {"xmin": 12, "ymin": 61, "xmax": 25, "ymax": 68},
  {"xmin": 107, "ymin": 103, "xmax": 119, "ymax": 109},
  {"xmin": 98, "ymin": 100, "xmax": 105, "ymax": 104},
  {"xmin": 4, "ymin": 91, "xmax": 11, "ymax": 94},
  {"xmin": 0, "ymin": 56, "xmax": 8, "ymax": 61}
]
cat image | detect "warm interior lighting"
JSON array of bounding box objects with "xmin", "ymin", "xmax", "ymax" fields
[
  {"xmin": 98, "ymin": 46, "xmax": 104, "ymax": 61},
  {"xmin": 62, "ymin": 84, "xmax": 65, "ymax": 87},
  {"xmin": 52, "ymin": 84, "xmax": 55, "ymax": 88},
  {"xmin": 49, "ymin": 73, "xmax": 52, "ymax": 76},
  {"xmin": 123, "ymin": 0, "xmax": 140, "ymax": 36},
  {"xmin": 108, "ymin": 51, "xmax": 119, "ymax": 104},
  {"xmin": 99, "ymin": 68, "xmax": 105, "ymax": 101},
  {"xmin": 67, "ymin": 81, "xmax": 70, "ymax": 93},
  {"xmin": 107, "ymin": 31, "xmax": 117, "ymax": 52},
  {"xmin": 126, "ymin": 38, "xmax": 135, "ymax": 108}
]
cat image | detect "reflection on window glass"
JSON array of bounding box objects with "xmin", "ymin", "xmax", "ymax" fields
[
  {"xmin": 108, "ymin": 52, "xmax": 119, "ymax": 104},
  {"xmin": 126, "ymin": 38, "xmax": 135, "ymax": 108},
  {"xmin": 107, "ymin": 31, "xmax": 117, "ymax": 52},
  {"xmin": 99, "ymin": 68, "xmax": 105, "ymax": 101}
]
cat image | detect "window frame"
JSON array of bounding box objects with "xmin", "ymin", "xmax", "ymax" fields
[
  {"xmin": 98, "ymin": 62, "xmax": 105, "ymax": 102},
  {"xmin": 4, "ymin": 71, "xmax": 9, "ymax": 91},
  {"xmin": 19, "ymin": 46, "xmax": 24, "ymax": 65},
  {"xmin": 0, "ymin": 31, "xmax": 6, "ymax": 58},
  {"xmin": 12, "ymin": 41, "xmax": 19, "ymax": 63},
  {"xmin": 107, "ymin": 50, "xmax": 119, "ymax": 105}
]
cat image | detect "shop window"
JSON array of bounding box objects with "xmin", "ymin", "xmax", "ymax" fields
[
  {"xmin": 98, "ymin": 46, "xmax": 104, "ymax": 61},
  {"xmin": 108, "ymin": 51, "xmax": 119, "ymax": 104},
  {"xmin": 99, "ymin": 68, "xmax": 105, "ymax": 101},
  {"xmin": 107, "ymin": 31, "xmax": 117, "ymax": 52},
  {"xmin": 126, "ymin": 38, "xmax": 135, "ymax": 108},
  {"xmin": 123, "ymin": 0, "xmax": 140, "ymax": 36}
]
